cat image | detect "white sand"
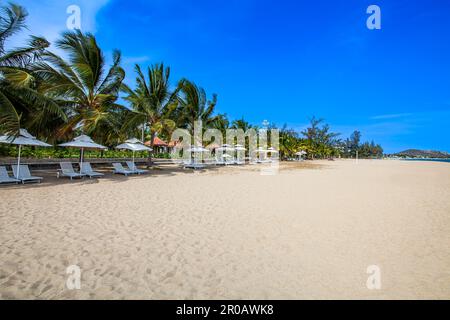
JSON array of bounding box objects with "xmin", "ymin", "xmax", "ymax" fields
[{"xmin": 0, "ymin": 159, "xmax": 449, "ymax": 299}]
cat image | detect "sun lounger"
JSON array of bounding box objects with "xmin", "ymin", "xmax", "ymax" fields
[
  {"xmin": 215, "ymin": 157, "xmax": 225, "ymax": 165},
  {"xmin": 184, "ymin": 162, "xmax": 206, "ymax": 169},
  {"xmin": 80, "ymin": 162, "xmax": 104, "ymax": 178},
  {"xmin": 112, "ymin": 163, "xmax": 134, "ymax": 176},
  {"xmin": 126, "ymin": 161, "xmax": 148, "ymax": 174},
  {"xmin": 57, "ymin": 162, "xmax": 85, "ymax": 180},
  {"xmin": 0, "ymin": 166, "xmax": 20, "ymax": 184},
  {"xmin": 203, "ymin": 159, "xmax": 216, "ymax": 166},
  {"xmin": 12, "ymin": 165, "xmax": 43, "ymax": 184}
]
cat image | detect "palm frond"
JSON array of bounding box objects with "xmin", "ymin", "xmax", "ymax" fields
[
  {"xmin": 0, "ymin": 3, "xmax": 27, "ymax": 53},
  {"xmin": 0, "ymin": 90, "xmax": 20, "ymax": 134},
  {"xmin": 0, "ymin": 36, "xmax": 49, "ymax": 67}
]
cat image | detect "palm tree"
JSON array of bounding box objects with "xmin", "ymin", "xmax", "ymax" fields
[
  {"xmin": 231, "ymin": 117, "xmax": 254, "ymax": 132},
  {"xmin": 32, "ymin": 29, "xmax": 125, "ymax": 144},
  {"xmin": 121, "ymin": 63, "xmax": 181, "ymax": 165},
  {"xmin": 178, "ymin": 79, "xmax": 217, "ymax": 138},
  {"xmin": 279, "ymin": 125, "xmax": 303, "ymax": 160},
  {"xmin": 211, "ymin": 113, "xmax": 229, "ymax": 135},
  {"xmin": 0, "ymin": 3, "xmax": 65, "ymax": 136}
]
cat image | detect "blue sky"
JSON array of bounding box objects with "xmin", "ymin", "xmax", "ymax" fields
[{"xmin": 10, "ymin": 0, "xmax": 450, "ymax": 153}]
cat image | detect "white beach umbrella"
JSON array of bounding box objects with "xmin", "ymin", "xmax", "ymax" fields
[
  {"xmin": 252, "ymin": 147, "xmax": 272, "ymax": 162},
  {"xmin": 186, "ymin": 146, "xmax": 209, "ymax": 164},
  {"xmin": 186, "ymin": 146, "xmax": 209, "ymax": 152},
  {"xmin": 216, "ymin": 144, "xmax": 235, "ymax": 162},
  {"xmin": 254, "ymin": 147, "xmax": 270, "ymax": 155},
  {"xmin": 295, "ymin": 151, "xmax": 307, "ymax": 156},
  {"xmin": 234, "ymin": 144, "xmax": 246, "ymax": 163},
  {"xmin": 0, "ymin": 129, "xmax": 51, "ymax": 178},
  {"xmin": 59, "ymin": 135, "xmax": 107, "ymax": 171},
  {"xmin": 116, "ymin": 138, "xmax": 152, "ymax": 164},
  {"xmin": 216, "ymin": 144, "xmax": 235, "ymax": 152},
  {"xmin": 267, "ymin": 147, "xmax": 279, "ymax": 154}
]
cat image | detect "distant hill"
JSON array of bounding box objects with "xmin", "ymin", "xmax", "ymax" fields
[{"xmin": 393, "ymin": 149, "xmax": 450, "ymax": 158}]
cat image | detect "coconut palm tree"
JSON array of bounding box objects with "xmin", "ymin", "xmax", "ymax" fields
[
  {"xmin": 121, "ymin": 63, "xmax": 181, "ymax": 165},
  {"xmin": 231, "ymin": 117, "xmax": 253, "ymax": 132},
  {"xmin": 32, "ymin": 29, "xmax": 125, "ymax": 144},
  {"xmin": 0, "ymin": 3, "xmax": 65, "ymax": 136},
  {"xmin": 178, "ymin": 79, "xmax": 217, "ymax": 137},
  {"xmin": 211, "ymin": 113, "xmax": 229, "ymax": 135}
]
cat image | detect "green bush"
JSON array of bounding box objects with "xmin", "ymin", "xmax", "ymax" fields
[{"xmin": 0, "ymin": 145, "xmax": 166, "ymax": 159}]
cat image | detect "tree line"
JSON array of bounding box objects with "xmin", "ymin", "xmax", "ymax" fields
[{"xmin": 278, "ymin": 117, "xmax": 383, "ymax": 160}]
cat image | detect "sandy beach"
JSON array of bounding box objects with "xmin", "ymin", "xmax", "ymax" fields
[{"xmin": 0, "ymin": 159, "xmax": 449, "ymax": 299}]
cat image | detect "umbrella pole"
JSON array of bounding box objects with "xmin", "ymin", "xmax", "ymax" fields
[
  {"xmin": 133, "ymin": 151, "xmax": 135, "ymax": 165},
  {"xmin": 80, "ymin": 148, "xmax": 84, "ymax": 173},
  {"xmin": 16, "ymin": 144, "xmax": 22, "ymax": 178}
]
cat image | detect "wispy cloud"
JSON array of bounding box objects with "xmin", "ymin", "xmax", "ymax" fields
[
  {"xmin": 123, "ymin": 55, "xmax": 151, "ymax": 65},
  {"xmin": 370, "ymin": 113, "xmax": 413, "ymax": 120}
]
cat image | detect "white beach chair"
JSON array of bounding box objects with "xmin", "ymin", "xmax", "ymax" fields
[
  {"xmin": 80, "ymin": 162, "xmax": 104, "ymax": 178},
  {"xmin": 126, "ymin": 161, "xmax": 148, "ymax": 174},
  {"xmin": 184, "ymin": 161, "xmax": 206, "ymax": 169},
  {"xmin": 203, "ymin": 158, "xmax": 216, "ymax": 166},
  {"xmin": 182, "ymin": 159, "xmax": 192, "ymax": 165},
  {"xmin": 112, "ymin": 163, "xmax": 134, "ymax": 176},
  {"xmin": 215, "ymin": 156, "xmax": 225, "ymax": 166},
  {"xmin": 57, "ymin": 162, "xmax": 85, "ymax": 180},
  {"xmin": 12, "ymin": 165, "xmax": 43, "ymax": 184},
  {"xmin": 0, "ymin": 166, "xmax": 20, "ymax": 184}
]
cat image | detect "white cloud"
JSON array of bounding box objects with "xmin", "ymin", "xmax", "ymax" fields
[
  {"xmin": 122, "ymin": 55, "xmax": 151, "ymax": 65},
  {"xmin": 370, "ymin": 113, "xmax": 413, "ymax": 120}
]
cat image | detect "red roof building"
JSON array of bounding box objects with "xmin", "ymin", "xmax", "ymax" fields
[{"xmin": 145, "ymin": 136, "xmax": 168, "ymax": 147}]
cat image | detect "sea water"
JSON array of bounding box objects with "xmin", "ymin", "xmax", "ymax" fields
[{"xmin": 402, "ymin": 158, "xmax": 450, "ymax": 163}]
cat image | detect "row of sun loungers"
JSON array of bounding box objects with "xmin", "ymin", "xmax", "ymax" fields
[
  {"xmin": 0, "ymin": 161, "xmax": 149, "ymax": 185},
  {"xmin": 112, "ymin": 162, "xmax": 148, "ymax": 176},
  {"xmin": 0, "ymin": 165, "xmax": 42, "ymax": 184},
  {"xmin": 1, "ymin": 159, "xmax": 273, "ymax": 184},
  {"xmin": 57, "ymin": 162, "xmax": 105, "ymax": 180},
  {"xmin": 183, "ymin": 157, "xmax": 269, "ymax": 169},
  {"xmin": 58, "ymin": 161, "xmax": 148, "ymax": 179}
]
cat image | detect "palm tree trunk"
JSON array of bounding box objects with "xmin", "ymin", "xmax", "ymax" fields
[{"xmin": 147, "ymin": 131, "xmax": 156, "ymax": 168}]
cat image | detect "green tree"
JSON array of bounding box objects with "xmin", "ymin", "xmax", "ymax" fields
[
  {"xmin": 210, "ymin": 113, "xmax": 229, "ymax": 136},
  {"xmin": 348, "ymin": 130, "xmax": 361, "ymax": 157},
  {"xmin": 0, "ymin": 3, "xmax": 65, "ymax": 136},
  {"xmin": 301, "ymin": 116, "xmax": 339, "ymax": 159},
  {"xmin": 279, "ymin": 125, "xmax": 303, "ymax": 160},
  {"xmin": 231, "ymin": 117, "xmax": 253, "ymax": 132},
  {"xmin": 178, "ymin": 79, "xmax": 217, "ymax": 137},
  {"xmin": 121, "ymin": 63, "xmax": 180, "ymax": 165},
  {"xmin": 33, "ymin": 30, "xmax": 125, "ymax": 144}
]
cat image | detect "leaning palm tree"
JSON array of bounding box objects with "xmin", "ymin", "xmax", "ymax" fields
[
  {"xmin": 121, "ymin": 63, "xmax": 181, "ymax": 165},
  {"xmin": 179, "ymin": 79, "xmax": 217, "ymax": 137},
  {"xmin": 0, "ymin": 3, "xmax": 65, "ymax": 136},
  {"xmin": 32, "ymin": 30, "xmax": 125, "ymax": 145}
]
